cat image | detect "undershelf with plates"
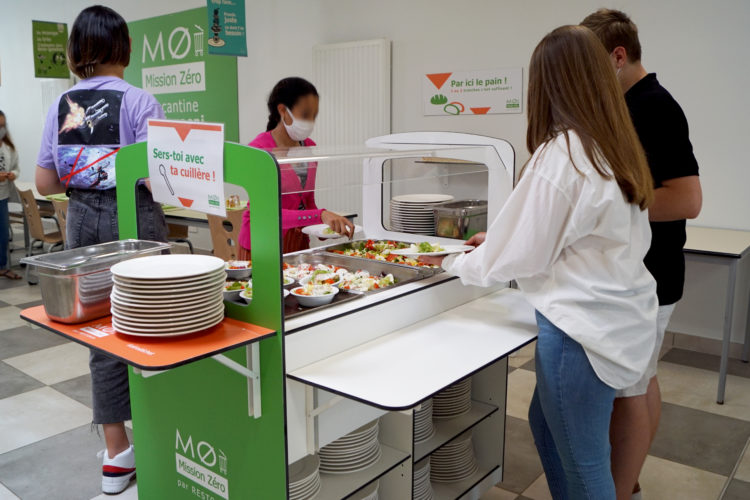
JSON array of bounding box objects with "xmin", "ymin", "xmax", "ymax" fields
[
  {"xmin": 287, "ymin": 354, "xmax": 509, "ymax": 499},
  {"xmin": 316, "ymin": 444, "xmax": 410, "ymax": 499},
  {"xmin": 414, "ymin": 400, "xmax": 500, "ymax": 462}
]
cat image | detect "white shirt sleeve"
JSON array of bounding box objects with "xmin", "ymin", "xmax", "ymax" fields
[{"xmin": 442, "ymin": 168, "xmax": 580, "ymax": 287}]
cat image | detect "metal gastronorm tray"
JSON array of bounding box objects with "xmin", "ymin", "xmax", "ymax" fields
[{"xmin": 317, "ymin": 240, "xmax": 441, "ymax": 277}]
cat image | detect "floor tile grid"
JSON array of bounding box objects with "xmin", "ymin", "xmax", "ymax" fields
[{"xmin": 2, "ymin": 259, "xmax": 750, "ymax": 500}]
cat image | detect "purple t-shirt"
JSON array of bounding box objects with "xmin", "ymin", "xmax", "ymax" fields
[{"xmin": 37, "ymin": 76, "xmax": 164, "ymax": 190}]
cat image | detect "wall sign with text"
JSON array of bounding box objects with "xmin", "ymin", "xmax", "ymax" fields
[
  {"xmin": 124, "ymin": 8, "xmax": 239, "ymax": 141},
  {"xmin": 207, "ymin": 0, "xmax": 248, "ymax": 57},
  {"xmin": 423, "ymin": 68, "xmax": 523, "ymax": 116},
  {"xmin": 32, "ymin": 20, "xmax": 69, "ymax": 79}
]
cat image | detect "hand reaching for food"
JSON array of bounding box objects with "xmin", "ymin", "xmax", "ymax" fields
[{"xmin": 321, "ymin": 210, "xmax": 355, "ymax": 239}]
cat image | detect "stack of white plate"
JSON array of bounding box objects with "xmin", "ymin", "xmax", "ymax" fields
[
  {"xmin": 319, "ymin": 419, "xmax": 381, "ymax": 474},
  {"xmin": 110, "ymin": 255, "xmax": 226, "ymax": 337},
  {"xmin": 413, "ymin": 458, "xmax": 433, "ymax": 499},
  {"xmin": 433, "ymin": 378, "xmax": 472, "ymax": 419},
  {"xmin": 288, "ymin": 454, "xmax": 321, "ymax": 500},
  {"xmin": 390, "ymin": 194, "xmax": 454, "ymax": 235},
  {"xmin": 414, "ymin": 399, "xmax": 435, "ymax": 443},
  {"xmin": 350, "ymin": 480, "xmax": 379, "ymax": 500},
  {"xmin": 430, "ymin": 431, "xmax": 478, "ymax": 483}
]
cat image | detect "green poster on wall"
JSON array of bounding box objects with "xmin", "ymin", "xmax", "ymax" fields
[
  {"xmin": 124, "ymin": 8, "xmax": 239, "ymax": 142},
  {"xmin": 32, "ymin": 20, "xmax": 69, "ymax": 78},
  {"xmin": 206, "ymin": 0, "xmax": 248, "ymax": 57}
]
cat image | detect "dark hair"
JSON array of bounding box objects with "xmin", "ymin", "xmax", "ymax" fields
[
  {"xmin": 0, "ymin": 110, "xmax": 16, "ymax": 151},
  {"xmin": 581, "ymin": 9, "xmax": 642, "ymax": 62},
  {"xmin": 266, "ymin": 77, "xmax": 319, "ymax": 131},
  {"xmin": 68, "ymin": 5, "xmax": 130, "ymax": 79}
]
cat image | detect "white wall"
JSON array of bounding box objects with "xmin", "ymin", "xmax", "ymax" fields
[
  {"xmin": 2, "ymin": 0, "xmax": 749, "ymax": 346},
  {"xmin": 319, "ymin": 0, "xmax": 750, "ymax": 232},
  {"xmin": 316, "ymin": 0, "xmax": 750, "ymax": 348}
]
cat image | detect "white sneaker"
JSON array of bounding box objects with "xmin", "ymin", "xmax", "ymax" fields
[{"xmin": 100, "ymin": 445, "xmax": 136, "ymax": 495}]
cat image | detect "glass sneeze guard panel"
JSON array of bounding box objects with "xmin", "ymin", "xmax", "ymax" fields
[{"xmin": 254, "ymin": 142, "xmax": 512, "ymax": 244}]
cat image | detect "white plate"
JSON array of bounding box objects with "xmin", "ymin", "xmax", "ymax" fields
[
  {"xmin": 415, "ymin": 426, "xmax": 436, "ymax": 444},
  {"xmin": 111, "ymin": 303, "xmax": 224, "ymax": 325},
  {"xmin": 111, "ymin": 297, "xmax": 224, "ymax": 317},
  {"xmin": 389, "ymin": 244, "xmax": 474, "ymax": 257},
  {"xmin": 112, "ymin": 311, "xmax": 224, "ymax": 337},
  {"xmin": 391, "ymin": 194, "xmax": 454, "ymax": 203},
  {"xmin": 320, "ymin": 446, "xmax": 381, "ymax": 474},
  {"xmin": 321, "ymin": 430, "xmax": 379, "ymax": 449},
  {"xmin": 112, "ymin": 306, "xmax": 225, "ymax": 329},
  {"xmin": 302, "ymin": 223, "xmax": 363, "ymax": 239},
  {"xmin": 350, "ymin": 480, "xmax": 379, "ymax": 500},
  {"xmin": 114, "ymin": 274, "xmax": 226, "ymax": 295},
  {"xmin": 112, "ymin": 273, "xmax": 226, "ymax": 292},
  {"xmin": 113, "ymin": 267, "xmax": 225, "ymax": 286},
  {"xmin": 112, "ymin": 283, "xmax": 223, "ymax": 301},
  {"xmin": 390, "ymin": 219, "xmax": 435, "ymax": 226},
  {"xmin": 111, "ymin": 254, "xmax": 225, "ymax": 280},
  {"xmin": 288, "ymin": 454, "xmax": 320, "ymax": 485},
  {"xmin": 111, "ymin": 289, "xmax": 223, "ymax": 308}
]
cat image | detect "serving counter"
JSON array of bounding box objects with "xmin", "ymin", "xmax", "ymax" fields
[{"xmin": 20, "ymin": 132, "xmax": 538, "ymax": 500}]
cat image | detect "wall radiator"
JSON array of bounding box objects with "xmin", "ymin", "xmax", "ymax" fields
[{"xmin": 312, "ymin": 38, "xmax": 391, "ymax": 221}]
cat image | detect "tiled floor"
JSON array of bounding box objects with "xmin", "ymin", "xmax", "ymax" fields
[{"xmin": 1, "ymin": 253, "xmax": 749, "ymax": 499}]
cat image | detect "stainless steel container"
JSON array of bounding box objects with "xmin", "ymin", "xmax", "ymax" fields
[
  {"xmin": 21, "ymin": 240, "xmax": 172, "ymax": 323},
  {"xmin": 433, "ymin": 199, "xmax": 488, "ymax": 240},
  {"xmin": 284, "ymin": 252, "xmax": 427, "ymax": 294},
  {"xmin": 320, "ymin": 240, "xmax": 441, "ymax": 277}
]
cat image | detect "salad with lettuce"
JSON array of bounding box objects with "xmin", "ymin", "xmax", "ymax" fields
[
  {"xmin": 329, "ymin": 240, "xmax": 439, "ymax": 268},
  {"xmin": 407, "ymin": 242, "xmax": 445, "ymax": 254}
]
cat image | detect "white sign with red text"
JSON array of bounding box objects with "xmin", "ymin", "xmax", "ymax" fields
[{"xmin": 147, "ymin": 119, "xmax": 226, "ymax": 217}]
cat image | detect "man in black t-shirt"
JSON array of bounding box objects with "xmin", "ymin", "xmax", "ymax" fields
[{"xmin": 582, "ymin": 9, "xmax": 702, "ymax": 500}]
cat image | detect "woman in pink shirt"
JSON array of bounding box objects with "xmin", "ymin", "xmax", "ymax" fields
[{"xmin": 238, "ymin": 77, "xmax": 353, "ymax": 257}]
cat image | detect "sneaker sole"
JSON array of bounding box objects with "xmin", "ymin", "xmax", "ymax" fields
[{"xmin": 102, "ymin": 473, "xmax": 136, "ymax": 495}]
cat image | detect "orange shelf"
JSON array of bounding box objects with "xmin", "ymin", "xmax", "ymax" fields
[{"xmin": 21, "ymin": 306, "xmax": 276, "ymax": 370}]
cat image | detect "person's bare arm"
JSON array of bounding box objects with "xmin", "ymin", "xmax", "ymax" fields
[
  {"xmin": 35, "ymin": 166, "xmax": 65, "ymax": 195},
  {"xmin": 648, "ymin": 175, "xmax": 702, "ymax": 222}
]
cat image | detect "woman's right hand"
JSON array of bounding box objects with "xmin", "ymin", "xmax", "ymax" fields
[
  {"xmin": 466, "ymin": 232, "xmax": 487, "ymax": 248},
  {"xmin": 321, "ymin": 210, "xmax": 355, "ymax": 239}
]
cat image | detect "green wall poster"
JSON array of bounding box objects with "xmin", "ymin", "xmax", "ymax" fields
[
  {"xmin": 32, "ymin": 20, "xmax": 69, "ymax": 78},
  {"xmin": 207, "ymin": 0, "xmax": 248, "ymax": 57},
  {"xmin": 124, "ymin": 8, "xmax": 239, "ymax": 142}
]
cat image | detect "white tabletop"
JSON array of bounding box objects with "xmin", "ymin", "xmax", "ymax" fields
[
  {"xmin": 685, "ymin": 226, "xmax": 750, "ymax": 258},
  {"xmin": 287, "ymin": 288, "xmax": 537, "ymax": 410}
]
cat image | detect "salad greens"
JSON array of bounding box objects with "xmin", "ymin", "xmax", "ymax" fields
[{"xmin": 412, "ymin": 242, "xmax": 445, "ymax": 253}]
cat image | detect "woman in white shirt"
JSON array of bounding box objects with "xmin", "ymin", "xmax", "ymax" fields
[
  {"xmin": 0, "ymin": 110, "xmax": 20, "ymax": 280},
  {"xmin": 422, "ymin": 26, "xmax": 657, "ymax": 499}
]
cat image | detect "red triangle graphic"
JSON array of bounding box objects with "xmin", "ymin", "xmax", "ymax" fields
[
  {"xmin": 426, "ymin": 73, "xmax": 452, "ymax": 90},
  {"xmin": 178, "ymin": 197, "xmax": 194, "ymax": 208},
  {"xmin": 149, "ymin": 120, "xmax": 223, "ymax": 142}
]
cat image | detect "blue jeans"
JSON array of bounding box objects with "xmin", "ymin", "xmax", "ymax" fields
[
  {"xmin": 66, "ymin": 186, "xmax": 167, "ymax": 423},
  {"xmin": 0, "ymin": 198, "xmax": 8, "ymax": 269},
  {"xmin": 528, "ymin": 311, "xmax": 616, "ymax": 500}
]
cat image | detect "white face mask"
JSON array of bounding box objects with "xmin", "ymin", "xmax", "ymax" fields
[
  {"xmin": 283, "ymin": 107, "xmax": 314, "ymax": 142},
  {"xmin": 0, "ymin": 127, "xmax": 6, "ymax": 141}
]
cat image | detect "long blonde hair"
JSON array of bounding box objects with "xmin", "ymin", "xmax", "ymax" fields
[{"xmin": 526, "ymin": 25, "xmax": 653, "ymax": 209}]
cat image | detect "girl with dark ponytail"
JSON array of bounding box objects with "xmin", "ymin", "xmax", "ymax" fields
[{"xmin": 238, "ymin": 77, "xmax": 354, "ymax": 257}]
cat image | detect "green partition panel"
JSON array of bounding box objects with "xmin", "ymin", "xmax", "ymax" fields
[{"xmin": 115, "ymin": 142, "xmax": 287, "ymax": 499}]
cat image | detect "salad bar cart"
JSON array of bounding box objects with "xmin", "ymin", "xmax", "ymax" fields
[{"xmin": 20, "ymin": 132, "xmax": 537, "ymax": 499}]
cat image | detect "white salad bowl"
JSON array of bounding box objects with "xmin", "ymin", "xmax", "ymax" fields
[
  {"xmin": 290, "ymin": 286, "xmax": 339, "ymax": 307},
  {"xmin": 225, "ymin": 261, "xmax": 252, "ymax": 280}
]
